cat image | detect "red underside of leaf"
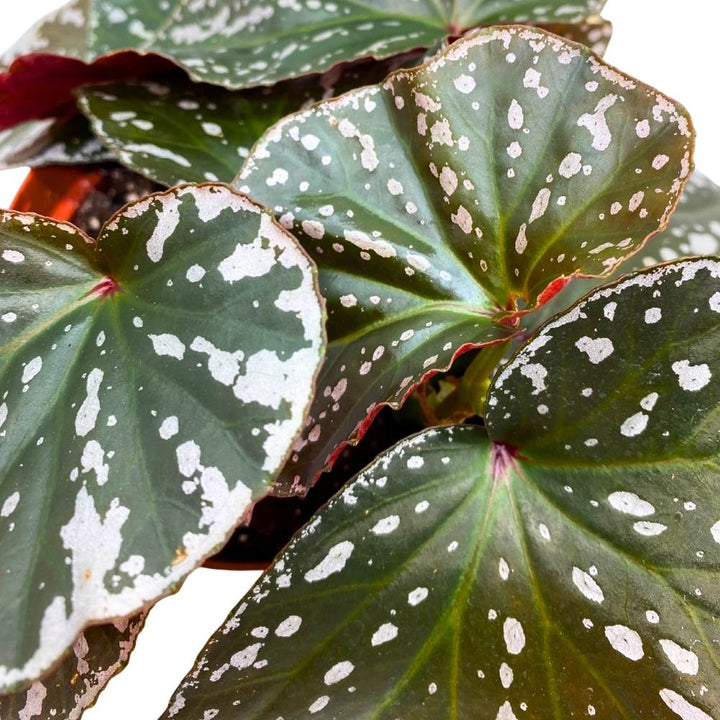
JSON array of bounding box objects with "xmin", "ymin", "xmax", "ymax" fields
[
  {"xmin": 500, "ymin": 275, "xmax": 578, "ymax": 326},
  {"xmin": 11, "ymin": 166, "xmax": 103, "ymax": 221},
  {"xmin": 535, "ymin": 275, "xmax": 574, "ymax": 307},
  {"xmin": 0, "ymin": 51, "xmax": 177, "ymax": 130},
  {"xmin": 277, "ymin": 335, "xmax": 515, "ymax": 498}
]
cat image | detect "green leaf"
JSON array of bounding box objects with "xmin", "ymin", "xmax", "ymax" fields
[
  {"xmin": 0, "ymin": 615, "xmax": 145, "ymax": 719},
  {"xmin": 0, "ymin": 114, "xmax": 113, "ymax": 170},
  {"xmin": 4, "ymin": 0, "xmax": 607, "ymax": 91},
  {"xmin": 1, "ymin": 0, "xmax": 89, "ymax": 68},
  {"xmin": 237, "ymin": 25, "xmax": 693, "ymax": 495},
  {"xmin": 164, "ymin": 257, "xmax": 720, "ymax": 720},
  {"xmin": 76, "ymin": 52, "xmax": 426, "ymax": 187},
  {"xmin": 523, "ymin": 170, "xmax": 720, "ymax": 333},
  {"xmin": 0, "ymin": 184, "xmax": 325, "ymax": 692},
  {"xmin": 537, "ymin": 16, "xmax": 613, "ymax": 57},
  {"xmin": 640, "ymin": 170, "xmax": 720, "ymax": 264}
]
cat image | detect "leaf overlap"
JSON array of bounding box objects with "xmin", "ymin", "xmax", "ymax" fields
[
  {"xmin": 237, "ymin": 25, "xmax": 693, "ymax": 494},
  {"xmin": 164, "ymin": 258, "xmax": 720, "ymax": 720}
]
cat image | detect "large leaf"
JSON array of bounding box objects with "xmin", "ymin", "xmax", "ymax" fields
[
  {"xmin": 0, "ymin": 615, "xmax": 145, "ymax": 720},
  {"xmin": 2, "ymin": 0, "xmax": 607, "ymax": 98},
  {"xmin": 0, "ymin": 113, "xmax": 112, "ymax": 170},
  {"xmin": 0, "ymin": 184, "xmax": 325, "ymax": 692},
  {"xmin": 164, "ymin": 257, "xmax": 720, "ymax": 720},
  {"xmin": 76, "ymin": 17, "xmax": 614, "ymax": 190},
  {"xmin": 236, "ymin": 25, "xmax": 693, "ymax": 495},
  {"xmin": 76, "ymin": 52, "xmax": 426, "ymax": 187}
]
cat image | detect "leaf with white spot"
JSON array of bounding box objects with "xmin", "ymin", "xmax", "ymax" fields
[
  {"xmin": 640, "ymin": 171, "xmax": 720, "ymax": 264},
  {"xmin": 0, "ymin": 114, "xmax": 112, "ymax": 171},
  {"xmin": 537, "ymin": 16, "xmax": 613, "ymax": 57},
  {"xmin": 0, "ymin": 615, "xmax": 145, "ymax": 720},
  {"xmin": 1, "ymin": 0, "xmax": 89, "ymax": 69},
  {"xmin": 237, "ymin": 26, "xmax": 693, "ymax": 495},
  {"xmin": 2, "ymin": 0, "xmax": 608, "ymax": 97},
  {"xmin": 0, "ymin": 184, "xmax": 324, "ymax": 692},
  {"xmin": 165, "ymin": 258, "xmax": 720, "ymax": 719},
  {"xmin": 525, "ymin": 170, "xmax": 720, "ymax": 332},
  {"xmin": 76, "ymin": 52, "xmax": 426, "ymax": 187}
]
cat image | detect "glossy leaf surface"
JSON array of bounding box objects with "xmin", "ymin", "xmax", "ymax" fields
[
  {"xmin": 0, "ymin": 114, "xmax": 112, "ymax": 170},
  {"xmin": 166, "ymin": 258, "xmax": 720, "ymax": 720},
  {"xmin": 0, "ymin": 184, "xmax": 324, "ymax": 692},
  {"xmin": 537, "ymin": 17, "xmax": 612, "ymax": 57},
  {"xmin": 0, "ymin": 615, "xmax": 145, "ymax": 720},
  {"xmin": 237, "ymin": 26, "xmax": 693, "ymax": 495},
  {"xmin": 76, "ymin": 52, "xmax": 425, "ymax": 187},
  {"xmin": 525, "ymin": 170, "xmax": 720, "ymax": 333},
  {"xmin": 3, "ymin": 0, "xmax": 606, "ymax": 92},
  {"xmin": 639, "ymin": 170, "xmax": 720, "ymax": 264}
]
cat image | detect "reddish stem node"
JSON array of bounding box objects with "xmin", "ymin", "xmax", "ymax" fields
[
  {"xmin": 491, "ymin": 442, "xmax": 519, "ymax": 482},
  {"xmin": 92, "ymin": 276, "xmax": 122, "ymax": 298}
]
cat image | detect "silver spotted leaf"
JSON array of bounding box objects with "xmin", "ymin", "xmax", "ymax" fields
[
  {"xmin": 0, "ymin": 114, "xmax": 113, "ymax": 171},
  {"xmin": 74, "ymin": 17, "xmax": 612, "ymax": 191},
  {"xmin": 75, "ymin": 51, "xmax": 426, "ymax": 187},
  {"xmin": 0, "ymin": 614, "xmax": 145, "ymax": 720},
  {"xmin": 1, "ymin": 0, "xmax": 89, "ymax": 69},
  {"xmin": 3, "ymin": 0, "xmax": 607, "ymax": 91},
  {"xmin": 0, "ymin": 184, "xmax": 325, "ymax": 692},
  {"xmin": 523, "ymin": 170, "xmax": 720, "ymax": 334},
  {"xmin": 164, "ymin": 257, "xmax": 720, "ymax": 720},
  {"xmin": 537, "ymin": 16, "xmax": 613, "ymax": 57},
  {"xmin": 639, "ymin": 170, "xmax": 720, "ymax": 265},
  {"xmin": 236, "ymin": 26, "xmax": 694, "ymax": 495}
]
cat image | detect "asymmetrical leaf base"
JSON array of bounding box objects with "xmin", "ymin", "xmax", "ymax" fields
[
  {"xmin": 238, "ymin": 25, "xmax": 694, "ymax": 495},
  {"xmin": 166, "ymin": 258, "xmax": 720, "ymax": 720},
  {"xmin": 0, "ymin": 184, "xmax": 325, "ymax": 692}
]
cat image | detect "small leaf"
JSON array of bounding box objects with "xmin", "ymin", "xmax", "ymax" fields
[
  {"xmin": 640, "ymin": 170, "xmax": 720, "ymax": 263},
  {"xmin": 0, "ymin": 184, "xmax": 325, "ymax": 692},
  {"xmin": 237, "ymin": 26, "xmax": 693, "ymax": 495},
  {"xmin": 0, "ymin": 615, "xmax": 145, "ymax": 720},
  {"xmin": 76, "ymin": 52, "xmax": 426, "ymax": 187},
  {"xmin": 0, "ymin": 113, "xmax": 113, "ymax": 170},
  {"xmin": 165, "ymin": 257, "xmax": 720, "ymax": 720}
]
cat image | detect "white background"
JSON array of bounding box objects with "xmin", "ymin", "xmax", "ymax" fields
[{"xmin": 1, "ymin": 2, "xmax": 719, "ymax": 718}]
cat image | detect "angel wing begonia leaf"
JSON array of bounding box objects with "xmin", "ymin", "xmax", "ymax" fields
[
  {"xmin": 236, "ymin": 25, "xmax": 693, "ymax": 495},
  {"xmin": 0, "ymin": 184, "xmax": 325, "ymax": 692},
  {"xmin": 524, "ymin": 170, "xmax": 720, "ymax": 333},
  {"xmin": 2, "ymin": 0, "xmax": 607, "ymax": 97},
  {"xmin": 75, "ymin": 16, "xmax": 611, "ymax": 191},
  {"xmin": 163, "ymin": 257, "xmax": 720, "ymax": 720},
  {"xmin": 75, "ymin": 52, "xmax": 426, "ymax": 187},
  {"xmin": 0, "ymin": 615, "xmax": 145, "ymax": 720}
]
